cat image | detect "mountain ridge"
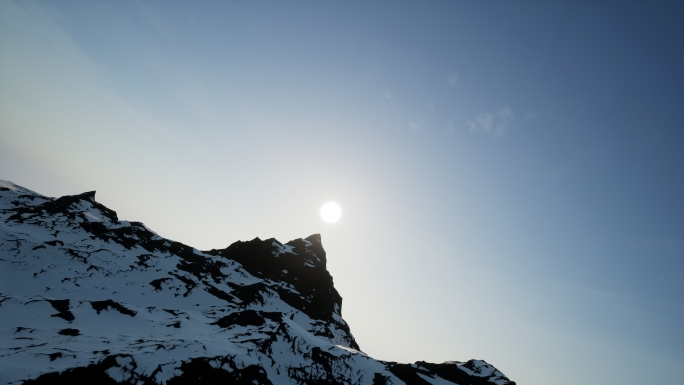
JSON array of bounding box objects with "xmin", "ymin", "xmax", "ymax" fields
[{"xmin": 0, "ymin": 180, "xmax": 515, "ymax": 385}]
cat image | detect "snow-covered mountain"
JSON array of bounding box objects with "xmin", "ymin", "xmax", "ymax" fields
[{"xmin": 0, "ymin": 180, "xmax": 515, "ymax": 385}]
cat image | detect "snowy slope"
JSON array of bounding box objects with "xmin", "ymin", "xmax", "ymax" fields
[{"xmin": 0, "ymin": 180, "xmax": 515, "ymax": 385}]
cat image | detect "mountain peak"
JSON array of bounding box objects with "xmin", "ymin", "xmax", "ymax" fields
[{"xmin": 0, "ymin": 181, "xmax": 515, "ymax": 385}]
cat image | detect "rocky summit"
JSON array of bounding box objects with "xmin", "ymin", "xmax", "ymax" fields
[{"xmin": 0, "ymin": 180, "xmax": 515, "ymax": 385}]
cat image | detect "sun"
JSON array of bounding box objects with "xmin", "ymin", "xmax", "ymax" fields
[{"xmin": 320, "ymin": 202, "xmax": 341, "ymax": 223}]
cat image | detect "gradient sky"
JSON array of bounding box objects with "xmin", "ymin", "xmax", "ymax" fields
[{"xmin": 1, "ymin": 1, "xmax": 683, "ymax": 384}]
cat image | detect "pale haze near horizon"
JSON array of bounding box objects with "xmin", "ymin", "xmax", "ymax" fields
[{"xmin": 1, "ymin": 1, "xmax": 683, "ymax": 384}]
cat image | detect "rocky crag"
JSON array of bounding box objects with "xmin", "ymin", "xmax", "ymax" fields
[{"xmin": 0, "ymin": 180, "xmax": 515, "ymax": 385}]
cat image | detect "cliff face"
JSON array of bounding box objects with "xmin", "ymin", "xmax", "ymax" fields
[{"xmin": 0, "ymin": 180, "xmax": 514, "ymax": 385}]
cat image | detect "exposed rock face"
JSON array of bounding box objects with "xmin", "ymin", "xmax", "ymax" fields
[{"xmin": 0, "ymin": 180, "xmax": 514, "ymax": 385}]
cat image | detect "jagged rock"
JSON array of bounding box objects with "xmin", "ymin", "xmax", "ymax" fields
[{"xmin": 0, "ymin": 180, "xmax": 514, "ymax": 384}]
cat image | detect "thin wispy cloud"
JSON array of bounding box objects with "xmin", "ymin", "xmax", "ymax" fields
[
  {"xmin": 409, "ymin": 121, "xmax": 422, "ymax": 134},
  {"xmin": 448, "ymin": 73, "xmax": 459, "ymax": 87},
  {"xmin": 467, "ymin": 106, "xmax": 513, "ymax": 135}
]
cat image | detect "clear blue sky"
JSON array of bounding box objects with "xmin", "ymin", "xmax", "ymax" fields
[{"xmin": 1, "ymin": 1, "xmax": 683, "ymax": 384}]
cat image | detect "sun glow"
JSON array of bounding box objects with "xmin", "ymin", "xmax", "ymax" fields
[{"xmin": 320, "ymin": 202, "xmax": 341, "ymax": 223}]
